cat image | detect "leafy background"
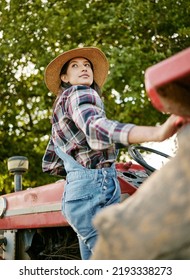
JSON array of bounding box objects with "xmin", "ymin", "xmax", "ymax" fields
[{"xmin": 0, "ymin": 0, "xmax": 190, "ymax": 193}]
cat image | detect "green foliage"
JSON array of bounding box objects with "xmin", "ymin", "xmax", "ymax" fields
[{"xmin": 0, "ymin": 0, "xmax": 189, "ymax": 193}]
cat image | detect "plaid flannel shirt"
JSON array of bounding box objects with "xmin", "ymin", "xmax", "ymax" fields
[{"xmin": 42, "ymin": 85, "xmax": 134, "ymax": 176}]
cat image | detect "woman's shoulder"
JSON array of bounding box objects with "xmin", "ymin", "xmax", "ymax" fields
[
  {"xmin": 63, "ymin": 85, "xmax": 98, "ymax": 98},
  {"xmin": 63, "ymin": 85, "xmax": 102, "ymax": 107}
]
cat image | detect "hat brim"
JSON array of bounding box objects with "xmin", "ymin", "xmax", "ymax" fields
[{"xmin": 45, "ymin": 47, "xmax": 109, "ymax": 95}]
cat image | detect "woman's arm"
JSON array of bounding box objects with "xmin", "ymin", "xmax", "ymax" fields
[{"xmin": 128, "ymin": 114, "xmax": 189, "ymax": 144}]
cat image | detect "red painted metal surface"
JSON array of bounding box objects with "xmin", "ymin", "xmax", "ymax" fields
[
  {"xmin": 0, "ymin": 212, "xmax": 67, "ymax": 230},
  {"xmin": 116, "ymin": 162, "xmax": 145, "ymax": 195},
  {"xmin": 145, "ymin": 47, "xmax": 190, "ymax": 116},
  {"xmin": 0, "ymin": 181, "xmax": 68, "ymax": 230},
  {"xmin": 0, "ymin": 163, "xmax": 144, "ymax": 230}
]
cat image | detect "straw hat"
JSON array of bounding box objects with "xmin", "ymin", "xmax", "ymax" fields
[{"xmin": 44, "ymin": 47, "xmax": 109, "ymax": 95}]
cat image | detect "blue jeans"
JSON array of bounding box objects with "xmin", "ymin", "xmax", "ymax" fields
[{"xmin": 55, "ymin": 146, "xmax": 121, "ymax": 260}]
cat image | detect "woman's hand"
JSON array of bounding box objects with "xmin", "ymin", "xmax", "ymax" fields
[{"xmin": 158, "ymin": 114, "xmax": 190, "ymax": 141}]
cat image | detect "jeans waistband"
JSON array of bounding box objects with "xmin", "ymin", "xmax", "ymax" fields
[{"xmin": 95, "ymin": 162, "xmax": 112, "ymax": 169}]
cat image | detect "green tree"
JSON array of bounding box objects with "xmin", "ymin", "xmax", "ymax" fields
[{"xmin": 0, "ymin": 0, "xmax": 190, "ymax": 193}]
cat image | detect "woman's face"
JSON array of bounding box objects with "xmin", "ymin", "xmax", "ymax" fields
[{"xmin": 61, "ymin": 57, "xmax": 93, "ymax": 87}]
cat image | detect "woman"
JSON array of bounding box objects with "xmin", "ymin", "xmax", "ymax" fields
[{"xmin": 42, "ymin": 47, "xmax": 186, "ymax": 259}]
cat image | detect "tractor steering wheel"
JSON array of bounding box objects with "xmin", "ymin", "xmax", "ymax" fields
[{"xmin": 128, "ymin": 145, "xmax": 171, "ymax": 174}]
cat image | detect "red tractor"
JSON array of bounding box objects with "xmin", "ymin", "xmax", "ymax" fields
[
  {"xmin": 0, "ymin": 47, "xmax": 189, "ymax": 260},
  {"xmin": 0, "ymin": 155, "xmax": 150, "ymax": 260}
]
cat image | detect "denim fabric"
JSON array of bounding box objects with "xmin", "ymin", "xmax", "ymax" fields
[{"xmin": 55, "ymin": 146, "xmax": 121, "ymax": 260}]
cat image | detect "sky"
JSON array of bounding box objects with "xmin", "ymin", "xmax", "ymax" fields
[{"xmin": 138, "ymin": 134, "xmax": 177, "ymax": 170}]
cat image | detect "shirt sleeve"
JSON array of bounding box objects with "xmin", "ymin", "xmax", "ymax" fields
[{"xmin": 64, "ymin": 86, "xmax": 135, "ymax": 150}]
